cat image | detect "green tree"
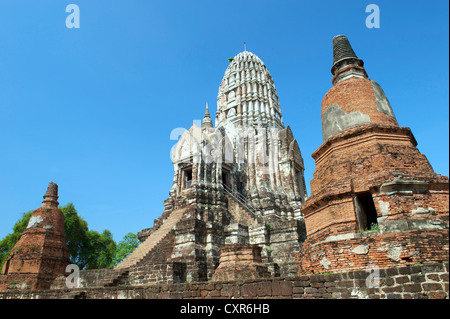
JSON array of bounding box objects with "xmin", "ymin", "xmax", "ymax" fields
[
  {"xmin": 112, "ymin": 232, "xmax": 140, "ymax": 266},
  {"xmin": 0, "ymin": 211, "xmax": 33, "ymax": 270},
  {"xmin": 60, "ymin": 203, "xmax": 116, "ymax": 269},
  {"xmin": 84, "ymin": 229, "xmax": 116, "ymax": 269}
]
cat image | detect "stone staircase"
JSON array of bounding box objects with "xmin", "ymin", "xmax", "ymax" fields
[
  {"xmin": 225, "ymin": 194, "xmax": 258, "ymax": 226},
  {"xmin": 115, "ymin": 208, "xmax": 185, "ymax": 270},
  {"xmin": 222, "ymin": 184, "xmax": 257, "ymax": 216}
]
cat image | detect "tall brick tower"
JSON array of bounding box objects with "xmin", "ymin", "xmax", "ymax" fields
[
  {"xmin": 0, "ymin": 182, "xmax": 70, "ymax": 290},
  {"xmin": 296, "ymin": 35, "xmax": 449, "ymax": 274}
]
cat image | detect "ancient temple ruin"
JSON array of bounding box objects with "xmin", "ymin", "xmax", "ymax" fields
[
  {"xmin": 0, "ymin": 35, "xmax": 448, "ymax": 298},
  {"xmin": 0, "ymin": 182, "xmax": 70, "ymax": 290},
  {"xmin": 296, "ymin": 35, "xmax": 449, "ymax": 274},
  {"xmin": 116, "ymin": 50, "xmax": 308, "ymax": 282}
]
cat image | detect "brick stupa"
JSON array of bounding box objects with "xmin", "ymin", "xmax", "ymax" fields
[
  {"xmin": 0, "ymin": 182, "xmax": 70, "ymax": 290},
  {"xmin": 296, "ymin": 35, "xmax": 449, "ymax": 274}
]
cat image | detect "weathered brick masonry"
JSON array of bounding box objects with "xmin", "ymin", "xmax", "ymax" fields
[
  {"xmin": 297, "ymin": 230, "xmax": 448, "ymax": 275},
  {"xmin": 0, "ymin": 35, "xmax": 448, "ymax": 299},
  {"xmin": 0, "ymin": 262, "xmax": 448, "ymax": 299},
  {"xmin": 211, "ymin": 243, "xmax": 271, "ymax": 282},
  {"xmin": 0, "ymin": 183, "xmax": 70, "ymax": 291}
]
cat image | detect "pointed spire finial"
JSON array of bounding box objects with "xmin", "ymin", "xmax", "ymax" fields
[
  {"xmin": 202, "ymin": 102, "xmax": 213, "ymax": 129},
  {"xmin": 244, "ymin": 42, "xmax": 246, "ymax": 51},
  {"xmin": 42, "ymin": 181, "xmax": 59, "ymax": 207},
  {"xmin": 331, "ymin": 35, "xmax": 364, "ymax": 75}
]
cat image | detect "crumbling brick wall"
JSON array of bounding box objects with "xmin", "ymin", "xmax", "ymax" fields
[
  {"xmin": 296, "ymin": 229, "xmax": 449, "ymax": 275},
  {"xmin": 1, "ymin": 262, "xmax": 448, "ymax": 299}
]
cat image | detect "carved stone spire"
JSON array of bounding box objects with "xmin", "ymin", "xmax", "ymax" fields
[
  {"xmin": 331, "ymin": 35, "xmax": 367, "ymax": 84},
  {"xmin": 42, "ymin": 181, "xmax": 59, "ymax": 208},
  {"xmin": 201, "ymin": 102, "xmax": 213, "ymax": 129},
  {"xmin": 216, "ymin": 51, "xmax": 283, "ymax": 128}
]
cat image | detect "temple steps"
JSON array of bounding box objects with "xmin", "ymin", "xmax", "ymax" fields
[
  {"xmin": 225, "ymin": 194, "xmax": 259, "ymax": 226},
  {"xmin": 114, "ymin": 208, "xmax": 185, "ymax": 270}
]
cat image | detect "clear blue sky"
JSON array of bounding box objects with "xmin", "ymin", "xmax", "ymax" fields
[{"xmin": 0, "ymin": 0, "xmax": 448, "ymax": 243}]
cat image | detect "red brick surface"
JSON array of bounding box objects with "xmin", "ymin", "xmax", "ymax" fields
[
  {"xmin": 296, "ymin": 229, "xmax": 449, "ymax": 275},
  {"xmin": 322, "ymin": 76, "xmax": 398, "ymax": 128},
  {"xmin": 0, "ymin": 206, "xmax": 70, "ymax": 290},
  {"xmin": 211, "ymin": 244, "xmax": 270, "ymax": 281}
]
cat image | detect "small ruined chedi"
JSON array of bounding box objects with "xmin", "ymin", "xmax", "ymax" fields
[
  {"xmin": 0, "ymin": 182, "xmax": 70, "ymax": 290},
  {"xmin": 296, "ymin": 35, "xmax": 449, "ymax": 274},
  {"xmin": 0, "ymin": 35, "xmax": 448, "ymax": 296}
]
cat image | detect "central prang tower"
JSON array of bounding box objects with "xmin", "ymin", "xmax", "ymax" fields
[
  {"xmin": 116, "ymin": 50, "xmax": 308, "ymax": 282},
  {"xmin": 214, "ymin": 51, "xmax": 307, "ymax": 219}
]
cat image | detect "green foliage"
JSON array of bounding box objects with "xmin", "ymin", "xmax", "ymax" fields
[
  {"xmin": 359, "ymin": 223, "xmax": 380, "ymax": 233},
  {"xmin": 60, "ymin": 203, "xmax": 116, "ymax": 269},
  {"xmin": 0, "ymin": 211, "xmax": 33, "ymax": 270},
  {"xmin": 84, "ymin": 229, "xmax": 116, "ymax": 269},
  {"xmin": 112, "ymin": 232, "xmax": 140, "ymax": 267},
  {"xmin": 228, "ymin": 57, "xmax": 234, "ymax": 62}
]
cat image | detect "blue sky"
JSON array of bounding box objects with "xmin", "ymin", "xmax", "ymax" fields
[{"xmin": 0, "ymin": 0, "xmax": 448, "ymax": 243}]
